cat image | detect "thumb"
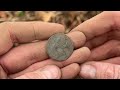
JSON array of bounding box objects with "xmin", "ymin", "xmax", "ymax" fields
[
  {"xmin": 80, "ymin": 61, "xmax": 120, "ymax": 79},
  {"xmin": 15, "ymin": 65, "xmax": 61, "ymax": 79}
]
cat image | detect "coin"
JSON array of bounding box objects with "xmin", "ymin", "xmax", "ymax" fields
[{"xmin": 46, "ymin": 33, "xmax": 74, "ymax": 61}]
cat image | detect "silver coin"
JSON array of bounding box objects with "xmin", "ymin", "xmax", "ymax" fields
[{"xmin": 46, "ymin": 33, "xmax": 74, "ymax": 61}]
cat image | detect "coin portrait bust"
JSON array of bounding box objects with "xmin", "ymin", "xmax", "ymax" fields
[{"xmin": 46, "ymin": 33, "xmax": 74, "ymax": 61}]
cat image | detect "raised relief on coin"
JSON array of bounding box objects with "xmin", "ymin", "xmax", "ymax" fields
[{"xmin": 46, "ymin": 33, "xmax": 74, "ymax": 61}]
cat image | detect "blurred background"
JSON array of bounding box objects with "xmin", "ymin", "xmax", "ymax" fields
[{"xmin": 0, "ymin": 11, "xmax": 102, "ymax": 32}]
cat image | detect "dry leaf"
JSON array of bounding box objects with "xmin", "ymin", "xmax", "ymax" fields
[{"xmin": 35, "ymin": 11, "xmax": 57, "ymax": 22}]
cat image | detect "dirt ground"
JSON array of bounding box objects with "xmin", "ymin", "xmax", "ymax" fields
[{"xmin": 0, "ymin": 11, "xmax": 102, "ymax": 79}]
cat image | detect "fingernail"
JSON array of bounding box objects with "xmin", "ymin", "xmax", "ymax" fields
[
  {"xmin": 80, "ymin": 65, "xmax": 96, "ymax": 79},
  {"xmin": 41, "ymin": 66, "xmax": 61, "ymax": 79}
]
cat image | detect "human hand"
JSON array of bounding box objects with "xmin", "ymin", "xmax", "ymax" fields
[
  {"xmin": 71, "ymin": 11, "xmax": 120, "ymax": 79},
  {"xmin": 0, "ymin": 21, "xmax": 90, "ymax": 79}
]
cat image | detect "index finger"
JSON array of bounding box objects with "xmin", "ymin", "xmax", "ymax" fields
[
  {"xmin": 72, "ymin": 11, "xmax": 118, "ymax": 41},
  {"xmin": 0, "ymin": 21, "xmax": 65, "ymax": 55},
  {"xmin": 0, "ymin": 21, "xmax": 65, "ymax": 43}
]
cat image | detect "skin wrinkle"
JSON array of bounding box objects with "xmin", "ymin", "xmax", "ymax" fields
[
  {"xmin": 112, "ymin": 12, "xmax": 120, "ymax": 32},
  {"xmin": 107, "ymin": 30, "xmax": 113, "ymax": 41},
  {"xmin": 6, "ymin": 22, "xmax": 20, "ymax": 43},
  {"xmin": 110, "ymin": 13, "xmax": 120, "ymax": 41},
  {"xmin": 118, "ymin": 67, "xmax": 120, "ymax": 79},
  {"xmin": 85, "ymin": 31, "xmax": 118, "ymax": 50},
  {"xmin": 98, "ymin": 63, "xmax": 120, "ymax": 79},
  {"xmin": 32, "ymin": 23, "xmax": 38, "ymax": 41},
  {"xmin": 114, "ymin": 65, "xmax": 120, "ymax": 79},
  {"xmin": 89, "ymin": 40, "xmax": 120, "ymax": 61},
  {"xmin": 102, "ymin": 64, "xmax": 110, "ymax": 79},
  {"xmin": 0, "ymin": 60, "xmax": 9, "ymax": 74},
  {"xmin": 8, "ymin": 29, "xmax": 16, "ymax": 44},
  {"xmin": 108, "ymin": 46, "xmax": 120, "ymax": 58},
  {"xmin": 107, "ymin": 65, "xmax": 114, "ymax": 79},
  {"xmin": 113, "ymin": 65, "xmax": 116, "ymax": 79},
  {"xmin": 39, "ymin": 71, "xmax": 49, "ymax": 79},
  {"xmin": 0, "ymin": 63, "xmax": 8, "ymax": 78}
]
